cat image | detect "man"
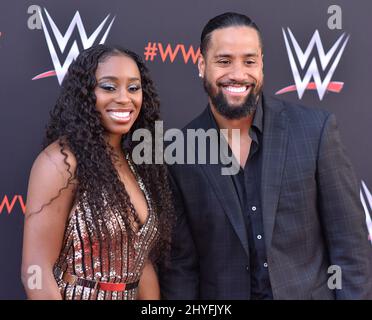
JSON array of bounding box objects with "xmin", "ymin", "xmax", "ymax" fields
[{"xmin": 159, "ymin": 12, "xmax": 372, "ymax": 299}]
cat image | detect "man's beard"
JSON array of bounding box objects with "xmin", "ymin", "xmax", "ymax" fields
[{"xmin": 203, "ymin": 77, "xmax": 262, "ymax": 120}]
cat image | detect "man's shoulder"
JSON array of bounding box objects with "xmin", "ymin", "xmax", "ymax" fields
[{"xmin": 265, "ymin": 95, "xmax": 332, "ymax": 125}]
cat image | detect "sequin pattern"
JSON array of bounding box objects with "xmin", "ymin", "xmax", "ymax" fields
[{"xmin": 53, "ymin": 157, "xmax": 159, "ymax": 300}]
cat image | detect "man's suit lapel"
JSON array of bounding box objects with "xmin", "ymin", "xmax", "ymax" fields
[
  {"xmin": 201, "ymin": 162, "xmax": 250, "ymax": 257},
  {"xmin": 261, "ymin": 96, "xmax": 289, "ymax": 251},
  {"xmin": 194, "ymin": 108, "xmax": 250, "ymax": 257}
]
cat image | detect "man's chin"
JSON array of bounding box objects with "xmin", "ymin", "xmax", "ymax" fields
[
  {"xmin": 223, "ymin": 94, "xmax": 253, "ymax": 109},
  {"xmin": 213, "ymin": 94, "xmax": 242, "ymax": 109},
  {"xmin": 225, "ymin": 101, "xmax": 246, "ymax": 109}
]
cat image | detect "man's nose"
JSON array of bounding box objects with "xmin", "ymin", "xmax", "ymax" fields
[{"xmin": 228, "ymin": 64, "xmax": 247, "ymax": 82}]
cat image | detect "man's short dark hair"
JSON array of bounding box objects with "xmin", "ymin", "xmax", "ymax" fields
[{"xmin": 200, "ymin": 12, "xmax": 263, "ymax": 56}]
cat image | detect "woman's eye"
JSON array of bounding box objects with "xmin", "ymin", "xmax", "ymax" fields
[
  {"xmin": 128, "ymin": 85, "xmax": 141, "ymax": 92},
  {"xmin": 99, "ymin": 83, "xmax": 116, "ymax": 91}
]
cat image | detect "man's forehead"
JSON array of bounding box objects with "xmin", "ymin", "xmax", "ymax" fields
[
  {"xmin": 211, "ymin": 26, "xmax": 260, "ymax": 41},
  {"xmin": 207, "ymin": 26, "xmax": 261, "ymax": 52}
]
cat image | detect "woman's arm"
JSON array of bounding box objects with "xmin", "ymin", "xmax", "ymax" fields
[
  {"xmin": 21, "ymin": 142, "xmax": 76, "ymax": 300},
  {"xmin": 137, "ymin": 260, "xmax": 161, "ymax": 300}
]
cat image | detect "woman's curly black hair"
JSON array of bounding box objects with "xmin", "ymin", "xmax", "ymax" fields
[{"xmin": 44, "ymin": 44, "xmax": 175, "ymax": 263}]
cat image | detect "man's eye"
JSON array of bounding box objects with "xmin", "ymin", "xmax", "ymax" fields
[
  {"xmin": 245, "ymin": 60, "xmax": 255, "ymax": 65},
  {"xmin": 218, "ymin": 60, "xmax": 230, "ymax": 64},
  {"xmin": 99, "ymin": 83, "xmax": 116, "ymax": 91}
]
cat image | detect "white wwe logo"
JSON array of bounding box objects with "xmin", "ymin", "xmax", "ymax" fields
[
  {"xmin": 276, "ymin": 28, "xmax": 349, "ymax": 100},
  {"xmin": 361, "ymin": 181, "xmax": 372, "ymax": 243},
  {"xmin": 34, "ymin": 8, "xmax": 115, "ymax": 84}
]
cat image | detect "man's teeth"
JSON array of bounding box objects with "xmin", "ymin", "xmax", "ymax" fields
[
  {"xmin": 224, "ymin": 86, "xmax": 247, "ymax": 93},
  {"xmin": 109, "ymin": 111, "xmax": 131, "ymax": 119}
]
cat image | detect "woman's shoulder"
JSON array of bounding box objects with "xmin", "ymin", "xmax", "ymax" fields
[
  {"xmin": 32, "ymin": 140, "xmax": 77, "ymax": 178},
  {"xmin": 26, "ymin": 140, "xmax": 78, "ymax": 218}
]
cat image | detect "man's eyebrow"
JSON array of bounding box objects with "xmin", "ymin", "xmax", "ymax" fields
[{"xmin": 213, "ymin": 53, "xmax": 259, "ymax": 59}]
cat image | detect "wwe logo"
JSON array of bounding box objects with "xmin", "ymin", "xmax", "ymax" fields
[
  {"xmin": 361, "ymin": 181, "xmax": 372, "ymax": 243},
  {"xmin": 33, "ymin": 8, "xmax": 115, "ymax": 84},
  {"xmin": 276, "ymin": 28, "xmax": 350, "ymax": 100}
]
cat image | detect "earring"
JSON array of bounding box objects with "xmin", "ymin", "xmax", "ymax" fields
[{"xmin": 199, "ymin": 73, "xmax": 202, "ymax": 78}]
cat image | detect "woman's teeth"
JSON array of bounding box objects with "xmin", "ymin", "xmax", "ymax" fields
[{"xmin": 108, "ymin": 111, "xmax": 131, "ymax": 121}]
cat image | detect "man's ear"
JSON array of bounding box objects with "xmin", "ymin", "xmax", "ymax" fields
[{"xmin": 198, "ymin": 54, "xmax": 205, "ymax": 78}]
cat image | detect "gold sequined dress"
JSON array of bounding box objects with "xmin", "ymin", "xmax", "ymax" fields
[{"xmin": 53, "ymin": 158, "xmax": 159, "ymax": 300}]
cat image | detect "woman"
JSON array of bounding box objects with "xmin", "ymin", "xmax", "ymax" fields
[{"xmin": 21, "ymin": 45, "xmax": 174, "ymax": 300}]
